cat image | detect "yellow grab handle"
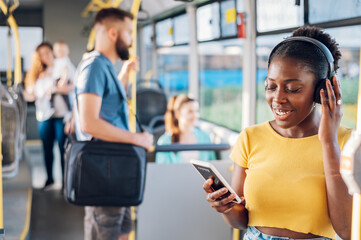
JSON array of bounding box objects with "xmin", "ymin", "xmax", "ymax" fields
[
  {"xmin": 0, "ymin": 1, "xmax": 22, "ymax": 86},
  {"xmin": 84, "ymin": 0, "xmax": 124, "ymax": 51}
]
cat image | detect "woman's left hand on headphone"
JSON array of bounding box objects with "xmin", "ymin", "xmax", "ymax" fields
[{"xmin": 318, "ymin": 76, "xmax": 343, "ymax": 143}]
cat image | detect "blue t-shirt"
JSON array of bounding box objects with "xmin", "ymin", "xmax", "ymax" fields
[{"xmin": 74, "ymin": 51, "xmax": 129, "ymax": 140}]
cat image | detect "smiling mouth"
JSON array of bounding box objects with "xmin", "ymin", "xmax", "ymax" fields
[{"xmin": 273, "ymin": 109, "xmax": 293, "ymax": 120}]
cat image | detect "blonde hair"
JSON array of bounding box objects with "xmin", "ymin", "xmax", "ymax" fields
[
  {"xmin": 164, "ymin": 94, "xmax": 195, "ymax": 143},
  {"xmin": 24, "ymin": 42, "xmax": 53, "ymax": 88},
  {"xmin": 24, "ymin": 51, "xmax": 43, "ymax": 88}
]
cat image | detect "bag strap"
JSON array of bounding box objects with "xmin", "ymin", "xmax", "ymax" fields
[{"xmin": 110, "ymin": 71, "xmax": 144, "ymax": 132}]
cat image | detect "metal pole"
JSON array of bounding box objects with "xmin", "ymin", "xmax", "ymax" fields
[
  {"xmin": 6, "ymin": 27, "xmax": 12, "ymax": 86},
  {"xmin": 186, "ymin": 3, "xmax": 199, "ymax": 100},
  {"xmin": 242, "ymin": 0, "xmax": 256, "ymax": 129},
  {"xmin": 351, "ymin": 46, "xmax": 361, "ymax": 240}
]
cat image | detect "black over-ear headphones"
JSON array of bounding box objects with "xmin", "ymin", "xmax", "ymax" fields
[{"xmin": 268, "ymin": 36, "xmax": 335, "ymax": 103}]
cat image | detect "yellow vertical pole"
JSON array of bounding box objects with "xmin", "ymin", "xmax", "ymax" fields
[
  {"xmin": 6, "ymin": 16, "xmax": 21, "ymax": 86},
  {"xmin": 11, "ymin": 18, "xmax": 22, "ymax": 86},
  {"xmin": 128, "ymin": 0, "xmax": 141, "ymax": 133},
  {"xmin": 128, "ymin": 3, "xmax": 141, "ymax": 240},
  {"xmin": 233, "ymin": 228, "xmax": 240, "ymax": 240},
  {"xmin": 352, "ymin": 194, "xmax": 361, "ymax": 240}
]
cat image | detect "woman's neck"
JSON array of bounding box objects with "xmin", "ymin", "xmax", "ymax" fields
[
  {"xmin": 179, "ymin": 124, "xmax": 193, "ymax": 135},
  {"xmin": 178, "ymin": 126, "xmax": 196, "ymax": 144}
]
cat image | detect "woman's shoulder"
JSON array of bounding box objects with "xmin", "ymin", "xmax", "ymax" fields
[
  {"xmin": 241, "ymin": 122, "xmax": 270, "ymax": 135},
  {"xmin": 193, "ymin": 127, "xmax": 212, "ymax": 140},
  {"xmin": 194, "ymin": 127, "xmax": 208, "ymax": 135}
]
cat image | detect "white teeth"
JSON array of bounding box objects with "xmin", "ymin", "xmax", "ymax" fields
[{"xmin": 275, "ymin": 110, "xmax": 289, "ymax": 115}]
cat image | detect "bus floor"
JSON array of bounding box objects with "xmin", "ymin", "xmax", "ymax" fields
[
  {"xmin": 3, "ymin": 156, "xmax": 32, "ymax": 239},
  {"xmin": 26, "ymin": 142, "xmax": 84, "ymax": 240}
]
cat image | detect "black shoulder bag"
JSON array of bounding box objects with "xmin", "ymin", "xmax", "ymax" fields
[
  {"xmin": 64, "ymin": 138, "xmax": 146, "ymax": 207},
  {"xmin": 64, "ymin": 74, "xmax": 147, "ymax": 207}
]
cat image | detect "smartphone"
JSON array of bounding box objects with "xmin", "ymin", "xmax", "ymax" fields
[{"xmin": 190, "ymin": 159, "xmax": 241, "ymax": 204}]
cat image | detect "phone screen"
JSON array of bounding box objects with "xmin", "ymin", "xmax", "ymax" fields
[{"xmin": 193, "ymin": 164, "xmax": 231, "ymax": 199}]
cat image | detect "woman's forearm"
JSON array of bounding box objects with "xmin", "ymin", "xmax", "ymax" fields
[
  {"xmin": 322, "ymin": 140, "xmax": 352, "ymax": 240},
  {"xmin": 222, "ymin": 204, "xmax": 248, "ymax": 230}
]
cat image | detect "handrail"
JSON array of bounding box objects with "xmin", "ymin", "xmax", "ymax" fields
[
  {"xmin": 82, "ymin": 0, "xmax": 112, "ymax": 18},
  {"xmin": 154, "ymin": 143, "xmax": 231, "ymax": 152},
  {"xmin": 0, "ymin": 0, "xmax": 22, "ymax": 86},
  {"xmin": 128, "ymin": 0, "xmax": 141, "ymax": 133},
  {"xmin": 82, "ymin": 0, "xmax": 124, "ymax": 51},
  {"xmin": 7, "ymin": 28, "xmax": 12, "ymax": 86}
]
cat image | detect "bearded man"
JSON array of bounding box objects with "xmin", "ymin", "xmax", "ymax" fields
[{"xmin": 74, "ymin": 8, "xmax": 153, "ymax": 240}]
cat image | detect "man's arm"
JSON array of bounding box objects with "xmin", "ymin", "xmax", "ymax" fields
[{"xmin": 78, "ymin": 93, "xmax": 153, "ymax": 150}]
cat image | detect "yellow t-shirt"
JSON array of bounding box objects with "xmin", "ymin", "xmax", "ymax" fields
[{"xmin": 230, "ymin": 122, "xmax": 351, "ymax": 239}]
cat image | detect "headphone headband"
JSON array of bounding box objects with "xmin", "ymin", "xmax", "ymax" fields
[{"xmin": 269, "ymin": 36, "xmax": 335, "ymax": 79}]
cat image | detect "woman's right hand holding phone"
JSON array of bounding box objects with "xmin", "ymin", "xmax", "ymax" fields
[{"xmin": 203, "ymin": 178, "xmax": 243, "ymax": 214}]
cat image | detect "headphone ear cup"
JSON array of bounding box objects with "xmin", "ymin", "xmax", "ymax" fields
[{"xmin": 314, "ymin": 80, "xmax": 327, "ymax": 104}]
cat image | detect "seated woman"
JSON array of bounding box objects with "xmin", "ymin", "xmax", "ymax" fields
[{"xmin": 156, "ymin": 94, "xmax": 216, "ymax": 164}]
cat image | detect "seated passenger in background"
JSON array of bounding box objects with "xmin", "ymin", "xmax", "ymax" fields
[{"xmin": 156, "ymin": 94, "xmax": 216, "ymax": 164}]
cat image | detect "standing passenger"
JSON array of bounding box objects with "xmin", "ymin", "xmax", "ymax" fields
[
  {"xmin": 74, "ymin": 8, "xmax": 153, "ymax": 240},
  {"xmin": 202, "ymin": 26, "xmax": 352, "ymax": 240},
  {"xmin": 24, "ymin": 42, "xmax": 73, "ymax": 190}
]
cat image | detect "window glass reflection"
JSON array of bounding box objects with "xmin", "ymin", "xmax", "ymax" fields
[
  {"xmin": 257, "ymin": 0, "xmax": 303, "ymax": 32},
  {"xmin": 174, "ymin": 14, "xmax": 189, "ymax": 45},
  {"xmin": 197, "ymin": 2, "xmax": 220, "ymax": 41},
  {"xmin": 220, "ymin": 0, "xmax": 237, "ymax": 38},
  {"xmin": 156, "ymin": 18, "xmax": 174, "ymax": 47},
  {"xmin": 309, "ymin": 0, "xmax": 361, "ymax": 23}
]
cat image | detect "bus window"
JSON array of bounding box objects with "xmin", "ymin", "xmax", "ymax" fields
[
  {"xmin": 0, "ymin": 26, "xmax": 43, "ymax": 72},
  {"xmin": 198, "ymin": 39, "xmax": 243, "ymax": 131},
  {"xmin": 174, "ymin": 14, "xmax": 189, "ymax": 45},
  {"xmin": 156, "ymin": 18, "xmax": 173, "ymax": 47},
  {"xmin": 141, "ymin": 24, "xmax": 153, "ymax": 77},
  {"xmin": 326, "ymin": 25, "xmax": 361, "ymax": 129},
  {"xmin": 157, "ymin": 45, "xmax": 189, "ymax": 96},
  {"xmin": 197, "ymin": 2, "xmax": 220, "ymax": 42},
  {"xmin": 309, "ymin": 0, "xmax": 361, "ymax": 23},
  {"xmin": 220, "ymin": 0, "xmax": 237, "ymax": 38},
  {"xmin": 257, "ymin": 0, "xmax": 303, "ymax": 33}
]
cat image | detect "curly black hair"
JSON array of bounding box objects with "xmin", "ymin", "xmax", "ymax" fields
[{"xmin": 268, "ymin": 26, "xmax": 341, "ymax": 80}]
